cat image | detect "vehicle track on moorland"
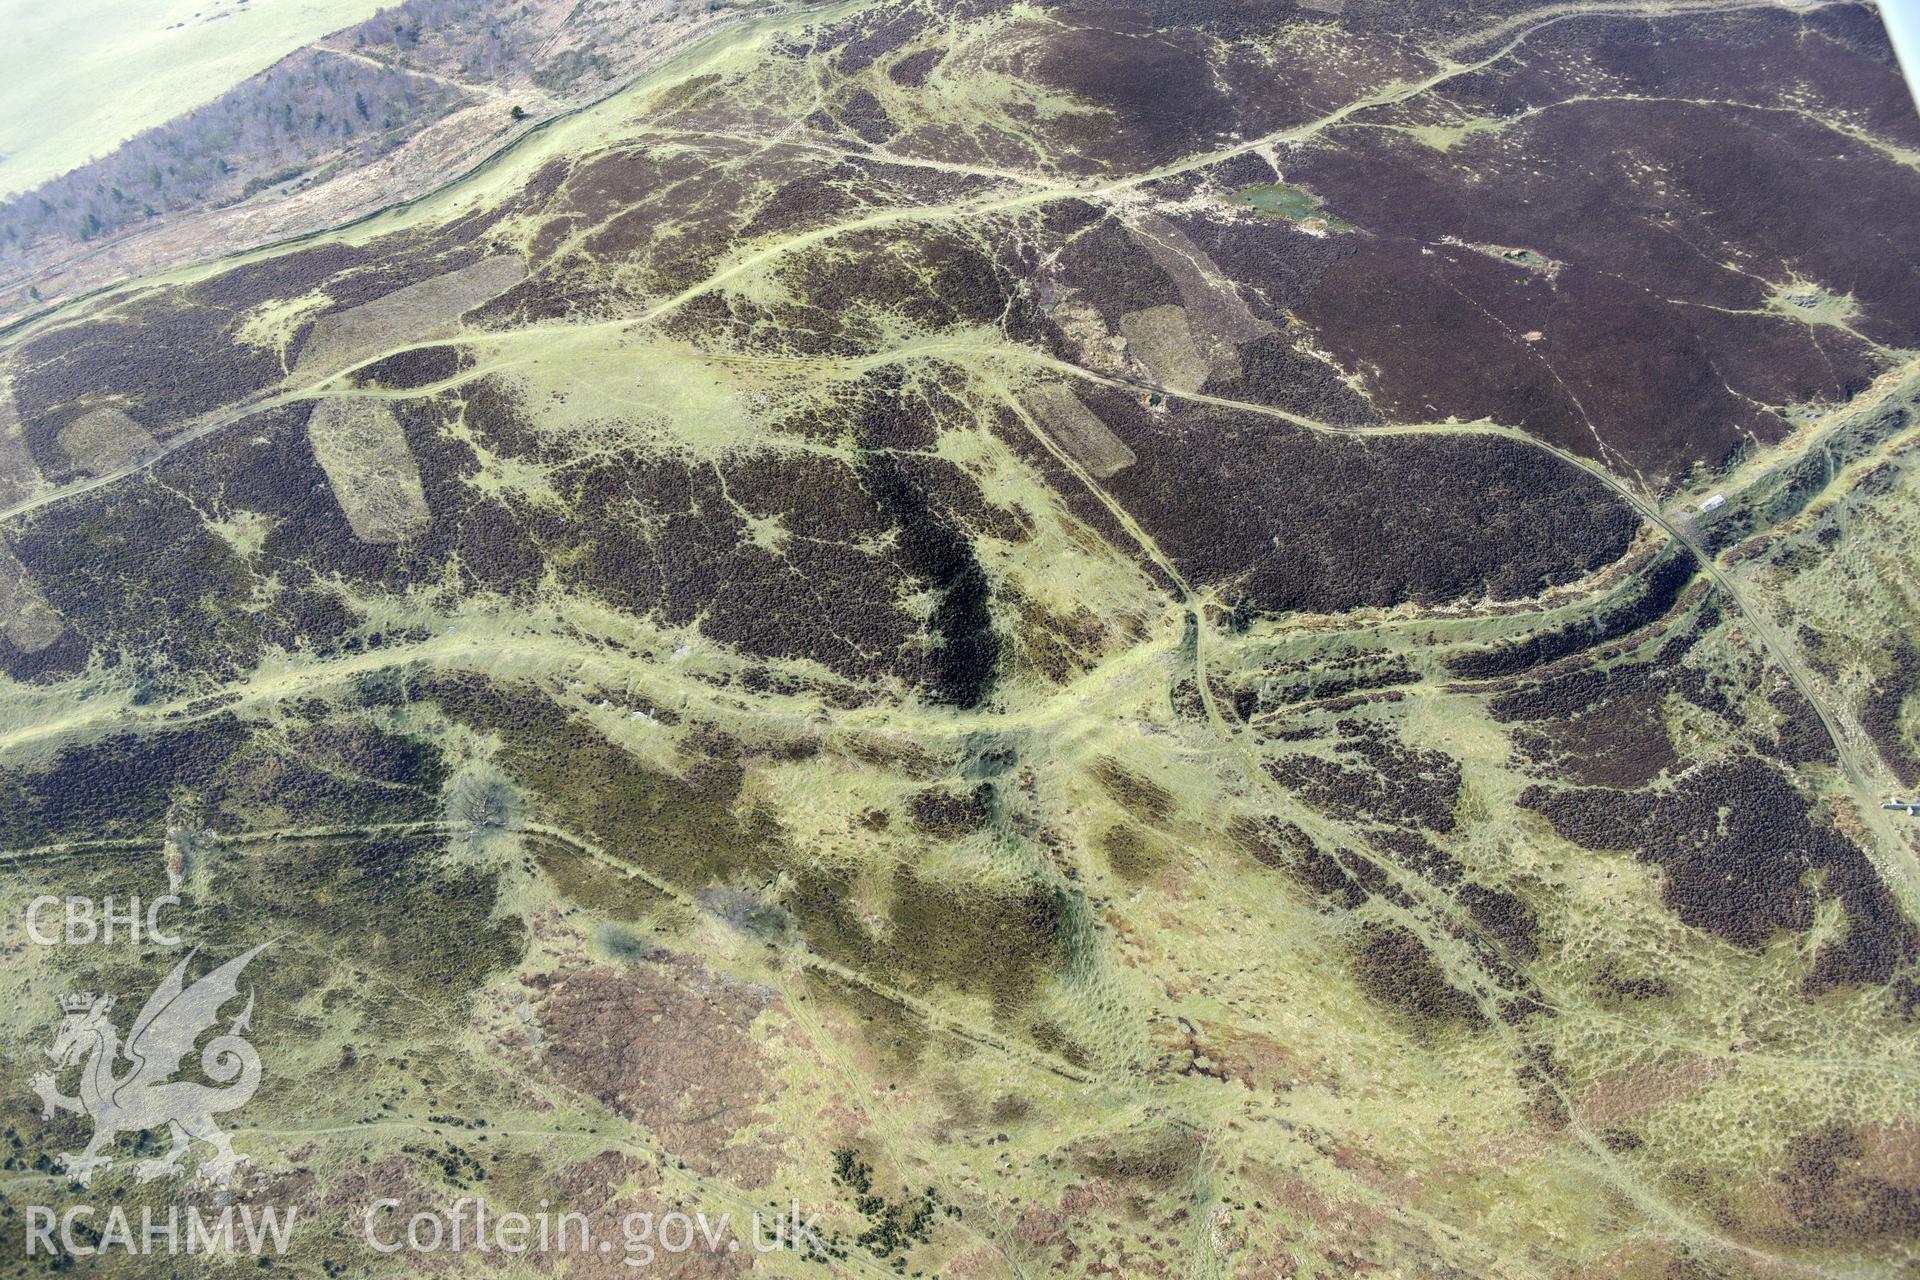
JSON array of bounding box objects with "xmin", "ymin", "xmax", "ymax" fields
[
  {"xmin": 1006, "ymin": 339, "xmax": 1920, "ymax": 926},
  {"xmin": 0, "ymin": 4, "xmax": 1901, "ymax": 1272},
  {"xmin": 0, "ymin": 820, "xmax": 458, "ymax": 868},
  {"xmin": 2, "ymin": 327, "xmax": 1913, "ymax": 942},
  {"xmin": 0, "ymin": 594, "xmax": 1192, "ymax": 766},
  {"xmin": 976, "ymin": 290, "xmax": 1854, "ymax": 1275},
  {"xmin": 3, "ymin": 333, "xmax": 1915, "ymax": 931},
  {"xmin": 0, "ymin": 0, "xmax": 1842, "ymax": 525},
  {"xmin": 1002, "ymin": 386, "xmax": 1592, "ymax": 1279},
  {"xmin": 1002, "ymin": 353, "xmax": 1871, "ymax": 1279},
  {"xmin": 2, "ymin": 811, "xmax": 1107, "ymax": 1083}
]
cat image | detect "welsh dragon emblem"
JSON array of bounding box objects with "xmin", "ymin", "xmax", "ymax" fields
[{"xmin": 29, "ymin": 945, "xmax": 267, "ymax": 1186}]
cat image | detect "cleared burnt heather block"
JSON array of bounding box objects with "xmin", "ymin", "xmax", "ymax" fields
[
  {"xmin": 10, "ymin": 226, "xmax": 499, "ymax": 454},
  {"xmin": 0, "ymin": 621, "xmax": 89, "ymax": 685},
  {"xmin": 147, "ymin": 397, "xmax": 543, "ymax": 600},
  {"xmin": 53, "ymin": 407, "xmax": 158, "ymax": 478},
  {"xmin": 12, "ymin": 307, "xmax": 282, "ymax": 452},
  {"xmin": 293, "ymin": 255, "xmax": 524, "ymax": 375},
  {"xmin": 1022, "ymin": 384, "xmax": 1138, "ymax": 478},
  {"xmin": 306, "ymin": 399, "xmax": 433, "ymax": 544}
]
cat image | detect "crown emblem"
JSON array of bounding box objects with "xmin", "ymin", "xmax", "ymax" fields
[{"xmin": 60, "ymin": 993, "xmax": 102, "ymax": 1013}]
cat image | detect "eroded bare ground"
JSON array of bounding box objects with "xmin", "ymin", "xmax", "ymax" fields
[{"xmin": 2, "ymin": 1, "xmax": 1920, "ymax": 1276}]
